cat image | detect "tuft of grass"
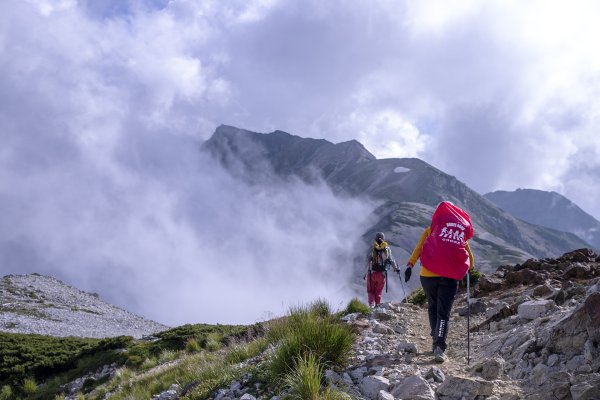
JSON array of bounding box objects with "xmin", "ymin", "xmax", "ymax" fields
[
  {"xmin": 284, "ymin": 354, "xmax": 350, "ymax": 400},
  {"xmin": 308, "ymin": 298, "xmax": 331, "ymax": 318},
  {"xmin": 23, "ymin": 378, "xmax": 37, "ymax": 395},
  {"xmin": 141, "ymin": 357, "xmax": 158, "ymax": 371},
  {"xmin": 204, "ymin": 333, "xmax": 222, "ymax": 352},
  {"xmin": 225, "ymin": 337, "xmax": 269, "ymax": 365},
  {"xmin": 185, "ymin": 338, "xmax": 201, "ymax": 353},
  {"xmin": 283, "ymin": 353, "xmax": 322, "ymax": 400},
  {"xmin": 269, "ymin": 305, "xmax": 354, "ymax": 380},
  {"xmin": 158, "ymin": 350, "xmax": 178, "ymax": 364},
  {"xmin": 407, "ymin": 287, "xmax": 427, "ymax": 306},
  {"xmin": 0, "ymin": 385, "xmax": 12, "ymax": 400},
  {"xmin": 344, "ymin": 298, "xmax": 370, "ymax": 315}
]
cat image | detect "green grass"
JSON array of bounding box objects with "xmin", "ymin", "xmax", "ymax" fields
[
  {"xmin": 268, "ymin": 302, "xmax": 354, "ymax": 381},
  {"xmin": 122, "ymin": 323, "xmax": 250, "ymax": 368},
  {"xmin": 407, "ymin": 287, "xmax": 427, "ymax": 306},
  {"xmin": 22, "ymin": 378, "xmax": 37, "ymax": 395},
  {"xmin": 467, "ymin": 268, "xmax": 482, "ymax": 286},
  {"xmin": 225, "ymin": 337, "xmax": 269, "ymax": 364},
  {"xmin": 0, "ymin": 323, "xmax": 253, "ymax": 398},
  {"xmin": 98, "ymin": 338, "xmax": 268, "ymax": 400},
  {"xmin": 283, "ymin": 353, "xmax": 323, "ymax": 399},
  {"xmin": 283, "ymin": 354, "xmax": 349, "ymax": 400},
  {"xmin": 185, "ymin": 338, "xmax": 201, "ymax": 353},
  {"xmin": 1, "ymin": 300, "xmax": 356, "ymax": 399},
  {"xmin": 344, "ymin": 298, "xmax": 370, "ymax": 315},
  {"xmin": 0, "ymin": 333, "xmax": 131, "ymax": 399},
  {"xmin": 0, "ymin": 385, "xmax": 12, "ymax": 400},
  {"xmin": 0, "ymin": 332, "xmax": 130, "ymax": 387}
]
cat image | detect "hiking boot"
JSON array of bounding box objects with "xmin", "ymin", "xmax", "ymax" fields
[{"xmin": 433, "ymin": 346, "xmax": 447, "ymax": 363}]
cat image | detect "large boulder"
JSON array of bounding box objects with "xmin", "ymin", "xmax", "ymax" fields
[
  {"xmin": 570, "ymin": 373, "xmax": 600, "ymax": 400},
  {"xmin": 547, "ymin": 293, "xmax": 600, "ymax": 357},
  {"xmin": 506, "ymin": 269, "xmax": 545, "ymax": 285},
  {"xmin": 558, "ymin": 249, "xmax": 598, "ymax": 263},
  {"xmin": 471, "ymin": 357, "xmax": 505, "ymax": 380},
  {"xmin": 360, "ymin": 376, "xmax": 390, "ymax": 400},
  {"xmin": 478, "ymin": 275, "xmax": 504, "ymax": 293},
  {"xmin": 517, "ymin": 300, "xmax": 556, "ymax": 320},
  {"xmin": 564, "ymin": 263, "xmax": 596, "ymax": 280},
  {"xmin": 436, "ymin": 376, "xmax": 494, "ymax": 400},
  {"xmin": 390, "ymin": 375, "xmax": 434, "ymax": 400}
]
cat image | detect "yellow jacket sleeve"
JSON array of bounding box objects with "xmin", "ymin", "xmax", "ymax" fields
[
  {"xmin": 466, "ymin": 241, "xmax": 474, "ymax": 270},
  {"xmin": 407, "ymin": 227, "xmax": 430, "ymax": 266}
]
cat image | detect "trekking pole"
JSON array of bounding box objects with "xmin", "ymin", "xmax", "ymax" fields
[
  {"xmin": 385, "ymin": 270, "xmax": 388, "ymax": 293},
  {"xmin": 466, "ymin": 271, "xmax": 471, "ymax": 365},
  {"xmin": 397, "ymin": 271, "xmax": 407, "ymax": 303}
]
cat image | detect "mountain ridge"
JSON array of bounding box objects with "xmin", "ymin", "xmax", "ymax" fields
[
  {"xmin": 202, "ymin": 125, "xmax": 590, "ymax": 277},
  {"xmin": 485, "ymin": 188, "xmax": 600, "ymax": 252}
]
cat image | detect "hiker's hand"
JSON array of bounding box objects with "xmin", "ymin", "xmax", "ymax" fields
[{"xmin": 404, "ymin": 267, "xmax": 412, "ymax": 282}]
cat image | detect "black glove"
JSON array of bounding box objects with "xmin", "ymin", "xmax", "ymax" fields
[{"xmin": 404, "ymin": 267, "xmax": 412, "ymax": 282}]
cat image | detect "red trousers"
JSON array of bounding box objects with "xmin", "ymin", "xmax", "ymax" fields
[{"xmin": 366, "ymin": 271, "xmax": 386, "ymax": 305}]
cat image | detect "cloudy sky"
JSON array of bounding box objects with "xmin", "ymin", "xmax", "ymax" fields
[{"xmin": 2, "ymin": 0, "xmax": 600, "ymax": 325}]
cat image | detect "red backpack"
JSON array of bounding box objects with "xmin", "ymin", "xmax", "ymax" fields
[{"xmin": 420, "ymin": 201, "xmax": 474, "ymax": 280}]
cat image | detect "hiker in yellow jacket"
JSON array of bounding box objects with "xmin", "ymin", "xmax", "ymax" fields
[
  {"xmin": 366, "ymin": 232, "xmax": 398, "ymax": 308},
  {"xmin": 404, "ymin": 201, "xmax": 474, "ymax": 363}
]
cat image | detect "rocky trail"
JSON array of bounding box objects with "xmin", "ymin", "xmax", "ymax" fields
[{"xmin": 326, "ymin": 248, "xmax": 600, "ymax": 400}]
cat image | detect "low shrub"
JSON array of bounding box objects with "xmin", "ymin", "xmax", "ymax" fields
[
  {"xmin": 407, "ymin": 287, "xmax": 427, "ymax": 306},
  {"xmin": 308, "ymin": 298, "xmax": 331, "ymax": 318},
  {"xmin": 185, "ymin": 338, "xmax": 201, "ymax": 353},
  {"xmin": 344, "ymin": 298, "xmax": 370, "ymax": 315},
  {"xmin": 464, "ymin": 268, "xmax": 481, "ymax": 287},
  {"xmin": 225, "ymin": 338, "xmax": 269, "ymax": 365},
  {"xmin": 157, "ymin": 350, "xmax": 177, "ymax": 364},
  {"xmin": 23, "ymin": 378, "xmax": 37, "ymax": 395},
  {"xmin": 0, "ymin": 385, "xmax": 12, "ymax": 400}
]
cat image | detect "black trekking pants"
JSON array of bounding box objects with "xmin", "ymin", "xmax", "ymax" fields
[{"xmin": 420, "ymin": 276, "xmax": 459, "ymax": 352}]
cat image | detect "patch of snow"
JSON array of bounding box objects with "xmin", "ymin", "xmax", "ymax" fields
[{"xmin": 394, "ymin": 166, "xmax": 410, "ymax": 173}]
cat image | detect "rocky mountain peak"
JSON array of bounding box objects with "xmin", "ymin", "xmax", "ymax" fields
[{"xmin": 201, "ymin": 125, "xmax": 590, "ymax": 276}]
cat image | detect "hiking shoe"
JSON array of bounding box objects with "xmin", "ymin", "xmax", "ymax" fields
[{"xmin": 433, "ymin": 346, "xmax": 447, "ymax": 363}]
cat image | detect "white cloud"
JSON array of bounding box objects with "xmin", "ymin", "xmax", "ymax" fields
[
  {"xmin": 0, "ymin": 1, "xmax": 376, "ymax": 325},
  {"xmin": 335, "ymin": 110, "xmax": 430, "ymax": 159},
  {"xmin": 4, "ymin": 0, "xmax": 600, "ymax": 325}
]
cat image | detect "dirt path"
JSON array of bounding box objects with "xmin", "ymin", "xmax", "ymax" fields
[{"xmin": 409, "ymin": 298, "xmax": 524, "ymax": 397}]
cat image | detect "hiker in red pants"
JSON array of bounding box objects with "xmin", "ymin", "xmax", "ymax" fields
[
  {"xmin": 404, "ymin": 201, "xmax": 475, "ymax": 363},
  {"xmin": 366, "ymin": 232, "xmax": 398, "ymax": 307}
]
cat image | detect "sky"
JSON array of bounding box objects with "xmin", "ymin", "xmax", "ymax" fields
[{"xmin": 1, "ymin": 0, "xmax": 600, "ymax": 325}]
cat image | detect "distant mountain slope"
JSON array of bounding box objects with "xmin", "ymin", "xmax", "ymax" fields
[
  {"xmin": 0, "ymin": 274, "xmax": 168, "ymax": 338},
  {"xmin": 202, "ymin": 125, "xmax": 589, "ymax": 275},
  {"xmin": 484, "ymin": 188, "xmax": 600, "ymax": 252}
]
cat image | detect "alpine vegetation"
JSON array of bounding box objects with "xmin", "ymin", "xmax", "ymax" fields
[{"xmin": 2, "ymin": 251, "xmax": 600, "ymax": 399}]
